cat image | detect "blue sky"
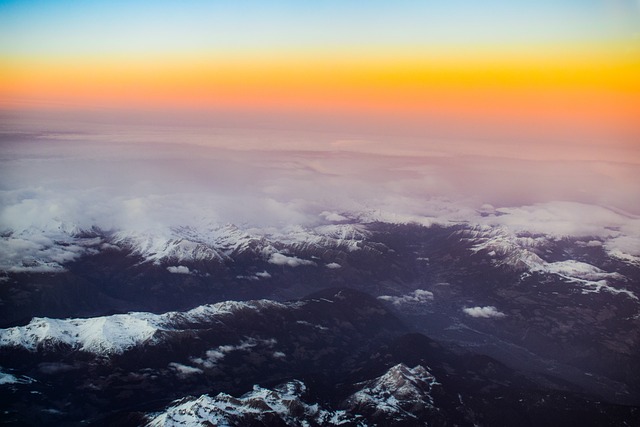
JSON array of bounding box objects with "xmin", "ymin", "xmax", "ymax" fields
[{"xmin": 1, "ymin": 0, "xmax": 637, "ymax": 56}]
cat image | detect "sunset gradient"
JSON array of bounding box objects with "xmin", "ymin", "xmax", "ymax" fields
[{"xmin": 1, "ymin": 1, "xmax": 639, "ymax": 145}]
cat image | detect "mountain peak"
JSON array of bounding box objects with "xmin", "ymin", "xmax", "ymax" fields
[
  {"xmin": 345, "ymin": 363, "xmax": 440, "ymax": 422},
  {"xmin": 146, "ymin": 380, "xmax": 353, "ymax": 427}
]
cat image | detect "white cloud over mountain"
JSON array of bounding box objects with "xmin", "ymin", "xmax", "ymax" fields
[
  {"xmin": 268, "ymin": 253, "xmax": 316, "ymax": 267},
  {"xmin": 378, "ymin": 289, "xmax": 435, "ymax": 307},
  {"xmin": 167, "ymin": 265, "xmax": 191, "ymax": 274},
  {"xmin": 1, "ymin": 125, "xmax": 639, "ymax": 272},
  {"xmin": 463, "ymin": 306, "xmax": 506, "ymax": 319}
]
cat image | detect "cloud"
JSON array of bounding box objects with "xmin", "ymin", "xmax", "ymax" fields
[
  {"xmin": 190, "ymin": 338, "xmax": 276, "ymax": 369},
  {"xmin": 167, "ymin": 265, "xmax": 190, "ymax": 274},
  {"xmin": 378, "ymin": 289, "xmax": 434, "ymax": 306},
  {"xmin": 268, "ymin": 253, "xmax": 316, "ymax": 267},
  {"xmin": 0, "ymin": 233, "xmax": 101, "ymax": 272},
  {"xmin": 606, "ymin": 235, "xmax": 640, "ymax": 257},
  {"xmin": 168, "ymin": 362, "xmax": 203, "ymax": 377},
  {"xmin": 326, "ymin": 262, "xmax": 342, "ymax": 269},
  {"xmin": 463, "ymin": 306, "xmax": 506, "ymax": 318},
  {"xmin": 479, "ymin": 202, "xmax": 640, "ymax": 265},
  {"xmin": 1, "ymin": 125, "xmax": 639, "ymax": 272},
  {"xmin": 481, "ymin": 202, "xmax": 632, "ymax": 238},
  {"xmin": 320, "ymin": 211, "xmax": 348, "ymax": 222},
  {"xmin": 605, "ymin": 235, "xmax": 640, "ymax": 265}
]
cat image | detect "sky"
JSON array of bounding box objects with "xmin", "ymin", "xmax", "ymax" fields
[
  {"xmin": 1, "ymin": 1, "xmax": 639, "ymax": 146},
  {"xmin": 0, "ymin": 3, "xmax": 639, "ymax": 214}
]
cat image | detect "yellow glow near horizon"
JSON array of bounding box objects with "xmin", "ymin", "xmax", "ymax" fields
[{"xmin": 1, "ymin": 41, "xmax": 639, "ymax": 143}]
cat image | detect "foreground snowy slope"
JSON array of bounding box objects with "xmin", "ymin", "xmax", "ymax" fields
[
  {"xmin": 146, "ymin": 364, "xmax": 439, "ymax": 427},
  {"xmin": 2, "ymin": 289, "xmax": 636, "ymax": 426}
]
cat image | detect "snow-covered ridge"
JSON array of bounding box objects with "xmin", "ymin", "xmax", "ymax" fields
[
  {"xmin": 478, "ymin": 203, "xmax": 640, "ymax": 267},
  {"xmin": 146, "ymin": 380, "xmax": 353, "ymax": 427},
  {"xmin": 461, "ymin": 226, "xmax": 636, "ymax": 299},
  {"xmin": 0, "ymin": 299, "xmax": 291, "ymax": 355},
  {"xmin": 111, "ymin": 223, "xmax": 271, "ymax": 264},
  {"xmin": 461, "ymin": 225, "xmax": 548, "ymax": 271},
  {"xmin": 111, "ymin": 231, "xmax": 227, "ymax": 264},
  {"xmin": 2, "ymin": 201, "xmax": 639, "ymax": 273},
  {"xmin": 0, "ymin": 220, "xmax": 374, "ymax": 272},
  {"xmin": 44, "ymin": 223, "xmax": 370, "ymax": 269},
  {"xmin": 255, "ymin": 223, "xmax": 372, "ymax": 257},
  {"xmin": 147, "ymin": 364, "xmax": 441, "ymax": 426}
]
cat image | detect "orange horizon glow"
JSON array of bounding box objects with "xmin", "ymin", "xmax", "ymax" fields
[{"xmin": 1, "ymin": 44, "xmax": 639, "ymax": 141}]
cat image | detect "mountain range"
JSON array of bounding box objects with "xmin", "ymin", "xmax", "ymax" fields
[{"xmin": 1, "ymin": 208, "xmax": 639, "ymax": 425}]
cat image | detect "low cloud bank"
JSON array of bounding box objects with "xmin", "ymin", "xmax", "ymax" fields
[{"xmin": 1, "ymin": 126, "xmax": 639, "ymax": 271}]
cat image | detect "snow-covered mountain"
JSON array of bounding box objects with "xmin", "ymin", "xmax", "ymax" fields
[
  {"xmin": 344, "ymin": 363, "xmax": 440, "ymax": 422},
  {"xmin": 1, "ymin": 288, "xmax": 638, "ymax": 426},
  {"xmin": 2, "ymin": 201, "xmax": 639, "ymax": 275},
  {"xmin": 111, "ymin": 224, "xmax": 273, "ymax": 265},
  {"xmin": 460, "ymin": 225, "xmax": 637, "ymax": 299},
  {"xmin": 269, "ymin": 223, "xmax": 371, "ymax": 253},
  {"xmin": 146, "ymin": 363, "xmax": 441, "ymax": 427},
  {"xmin": 1, "ymin": 207, "xmax": 639, "ymax": 426},
  {"xmin": 0, "ymin": 222, "xmax": 376, "ymax": 273},
  {"xmin": 0, "ymin": 300, "xmax": 290, "ymax": 354},
  {"xmin": 460, "ymin": 225, "xmax": 549, "ymax": 270},
  {"xmin": 146, "ymin": 380, "xmax": 354, "ymax": 427}
]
